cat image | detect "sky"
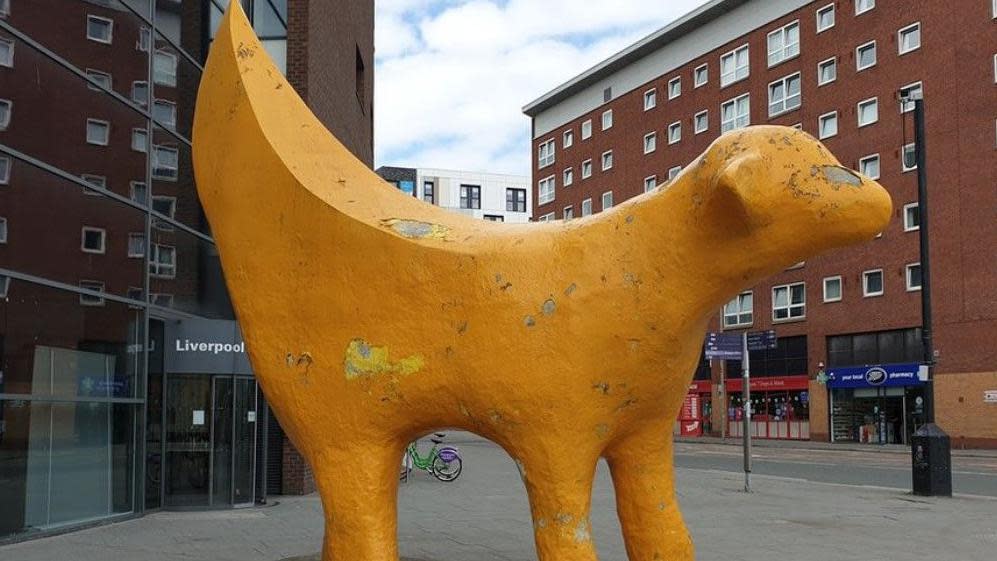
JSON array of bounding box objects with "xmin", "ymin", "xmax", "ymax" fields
[{"xmin": 373, "ymin": 0, "xmax": 710, "ymax": 177}]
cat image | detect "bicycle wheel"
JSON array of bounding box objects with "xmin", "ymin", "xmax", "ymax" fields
[{"xmin": 431, "ymin": 455, "xmax": 462, "ymax": 482}]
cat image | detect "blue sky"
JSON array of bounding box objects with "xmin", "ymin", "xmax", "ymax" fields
[{"xmin": 373, "ymin": 0, "xmax": 710, "ymax": 176}]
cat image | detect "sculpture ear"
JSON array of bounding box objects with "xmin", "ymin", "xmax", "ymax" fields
[{"xmin": 708, "ymin": 154, "xmax": 764, "ymax": 237}]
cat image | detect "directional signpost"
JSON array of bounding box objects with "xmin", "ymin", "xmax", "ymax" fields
[{"xmin": 704, "ymin": 330, "xmax": 777, "ymax": 493}]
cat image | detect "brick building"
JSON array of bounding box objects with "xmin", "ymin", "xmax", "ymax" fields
[
  {"xmin": 524, "ymin": 0, "xmax": 997, "ymax": 447},
  {"xmin": 0, "ymin": 0, "xmax": 372, "ymax": 541}
]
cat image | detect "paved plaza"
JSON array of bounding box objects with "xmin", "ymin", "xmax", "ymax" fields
[{"xmin": 3, "ymin": 436, "xmax": 996, "ymax": 561}]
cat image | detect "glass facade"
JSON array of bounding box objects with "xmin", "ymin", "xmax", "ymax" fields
[{"xmin": 0, "ymin": 0, "xmax": 286, "ymax": 540}]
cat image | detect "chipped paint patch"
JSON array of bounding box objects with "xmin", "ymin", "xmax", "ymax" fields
[
  {"xmin": 564, "ymin": 283, "xmax": 577, "ymax": 296},
  {"xmin": 344, "ymin": 339, "xmax": 424, "ymax": 380},
  {"xmin": 595, "ymin": 423, "xmax": 609, "ymax": 438},
  {"xmin": 536, "ymin": 518, "xmax": 547, "ymax": 529},
  {"xmin": 822, "ymin": 165, "xmax": 862, "ymax": 186},
  {"xmin": 554, "ymin": 512, "xmax": 574, "ymax": 525},
  {"xmin": 524, "ymin": 315, "xmax": 536, "ymax": 327},
  {"xmin": 574, "ymin": 520, "xmax": 591, "ymax": 543},
  {"xmin": 592, "ymin": 382, "xmax": 610, "ymax": 395},
  {"xmin": 542, "ymin": 298, "xmax": 557, "ymax": 316},
  {"xmin": 381, "ymin": 218, "xmax": 451, "ymax": 240}
]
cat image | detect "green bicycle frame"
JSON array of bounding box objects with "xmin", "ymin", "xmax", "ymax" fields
[{"xmin": 406, "ymin": 441, "xmax": 439, "ymax": 471}]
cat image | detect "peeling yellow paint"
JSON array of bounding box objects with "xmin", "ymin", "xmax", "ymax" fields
[
  {"xmin": 381, "ymin": 218, "xmax": 451, "ymax": 240},
  {"xmin": 343, "ymin": 339, "xmax": 424, "ymax": 380}
]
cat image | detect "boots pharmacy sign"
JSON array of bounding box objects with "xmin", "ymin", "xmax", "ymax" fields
[
  {"xmin": 826, "ymin": 363, "xmax": 928, "ymax": 389},
  {"xmin": 164, "ymin": 318, "xmax": 253, "ymax": 375}
]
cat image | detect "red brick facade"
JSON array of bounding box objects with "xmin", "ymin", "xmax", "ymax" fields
[{"xmin": 528, "ymin": 1, "xmax": 997, "ymax": 446}]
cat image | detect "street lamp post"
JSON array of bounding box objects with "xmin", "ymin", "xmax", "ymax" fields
[{"xmin": 907, "ymin": 93, "xmax": 952, "ymax": 497}]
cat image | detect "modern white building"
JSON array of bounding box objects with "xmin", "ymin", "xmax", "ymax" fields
[{"xmin": 376, "ymin": 167, "xmax": 531, "ymax": 223}]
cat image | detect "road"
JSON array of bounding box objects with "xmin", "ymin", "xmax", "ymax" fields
[{"xmin": 674, "ymin": 441, "xmax": 997, "ymax": 497}]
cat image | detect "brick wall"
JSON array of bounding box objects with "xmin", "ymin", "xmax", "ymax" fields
[{"xmin": 281, "ymin": 434, "xmax": 316, "ymax": 495}]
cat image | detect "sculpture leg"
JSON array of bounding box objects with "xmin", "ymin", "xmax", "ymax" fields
[
  {"xmin": 521, "ymin": 446, "xmax": 600, "ymax": 561},
  {"xmin": 313, "ymin": 443, "xmax": 403, "ymax": 561},
  {"xmin": 604, "ymin": 424, "xmax": 693, "ymax": 561}
]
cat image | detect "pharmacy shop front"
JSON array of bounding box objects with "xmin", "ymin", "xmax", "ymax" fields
[{"xmin": 826, "ymin": 363, "xmax": 928, "ymax": 445}]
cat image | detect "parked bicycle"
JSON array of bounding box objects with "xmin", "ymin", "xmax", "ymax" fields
[{"xmin": 400, "ymin": 433, "xmax": 462, "ymax": 482}]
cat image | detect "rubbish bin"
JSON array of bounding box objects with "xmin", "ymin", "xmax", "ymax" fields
[{"xmin": 911, "ymin": 423, "xmax": 952, "ymax": 497}]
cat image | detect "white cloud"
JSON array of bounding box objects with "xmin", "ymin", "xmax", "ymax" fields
[{"xmin": 374, "ymin": 1, "xmax": 709, "ymax": 175}]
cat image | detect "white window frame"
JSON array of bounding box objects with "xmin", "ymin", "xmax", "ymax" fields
[
  {"xmin": 899, "ymin": 82, "xmax": 922, "ymax": 114},
  {"xmin": 85, "ymin": 68, "xmax": 112, "ymax": 91},
  {"xmin": 667, "ymin": 166, "xmax": 682, "ymax": 180},
  {"xmin": 581, "ymin": 159, "xmax": 592, "ymax": 179},
  {"xmin": 86, "ymin": 14, "xmax": 114, "ymax": 44},
  {"xmin": 643, "ymin": 132, "xmax": 657, "ymax": 154},
  {"xmin": 150, "ymin": 243, "xmax": 177, "ymax": 279},
  {"xmin": 581, "ymin": 198, "xmax": 593, "ymax": 217},
  {"xmin": 720, "ymin": 44, "xmax": 749, "ymax": 87},
  {"xmin": 644, "ymin": 88, "xmax": 657, "ymax": 111},
  {"xmin": 152, "ymin": 145, "xmax": 179, "ymax": 180},
  {"xmin": 858, "ymin": 154, "xmax": 880, "ymax": 180},
  {"xmin": 720, "ymin": 93, "xmax": 750, "ymax": 133},
  {"xmin": 132, "ymin": 128, "xmax": 148, "ymax": 152},
  {"xmin": 131, "ymin": 81, "xmax": 149, "ymax": 105},
  {"xmin": 816, "ymin": 3, "xmax": 835, "ymax": 33},
  {"xmin": 601, "ymin": 109, "xmax": 613, "ymax": 131},
  {"xmin": 668, "ymin": 121, "xmax": 681, "ymax": 144},
  {"xmin": 823, "ymin": 276, "xmax": 842, "ymax": 303},
  {"xmin": 694, "ymin": 64, "xmax": 708, "ymax": 88},
  {"xmin": 0, "ymin": 216, "xmax": 7, "ymax": 244},
  {"xmin": 0, "ymin": 155, "xmax": 9, "ymax": 184},
  {"xmin": 537, "ymin": 212, "xmax": 555, "ymax": 222},
  {"xmin": 818, "ymin": 111, "xmax": 838, "ymax": 139},
  {"xmin": 127, "ymin": 232, "xmax": 145, "ymax": 258},
  {"xmin": 0, "ymin": 37, "xmax": 14, "ymax": 68},
  {"xmin": 563, "ymin": 206, "xmax": 573, "ymax": 220},
  {"xmin": 563, "ymin": 167, "xmax": 573, "ymax": 187},
  {"xmin": 153, "ymin": 49, "xmax": 178, "ymax": 87},
  {"xmin": 563, "ymin": 129, "xmax": 573, "ymax": 149},
  {"xmin": 903, "ymin": 202, "xmax": 920, "ymax": 231},
  {"xmin": 723, "ymin": 291, "xmax": 754, "ymax": 328},
  {"xmin": 668, "ymin": 76, "xmax": 681, "ymax": 99},
  {"xmin": 772, "ymin": 282, "xmax": 806, "ymax": 321},
  {"xmin": 644, "ymin": 175, "xmax": 657, "ymax": 193},
  {"xmin": 857, "ymin": 97, "xmax": 878, "ymax": 128},
  {"xmin": 581, "ymin": 119, "xmax": 592, "ymax": 139},
  {"xmin": 601, "ymin": 150, "xmax": 613, "ymax": 171},
  {"xmin": 130, "ymin": 181, "xmax": 147, "ymax": 204},
  {"xmin": 898, "ymin": 22, "xmax": 921, "ymax": 55},
  {"xmin": 137, "ymin": 26, "xmax": 151, "ymax": 52},
  {"xmin": 862, "ymin": 269, "xmax": 884, "ymax": 297},
  {"xmin": 81, "ymin": 226, "xmax": 106, "ymax": 254},
  {"xmin": 79, "ymin": 281, "xmax": 106, "ymax": 307},
  {"xmin": 767, "ymin": 20, "xmax": 800, "ymax": 67},
  {"xmin": 86, "ymin": 118, "xmax": 110, "ymax": 146},
  {"xmin": 694, "ymin": 110, "xmax": 709, "ymax": 134},
  {"xmin": 901, "ymin": 143, "xmax": 917, "ymax": 172},
  {"xmin": 538, "ymin": 175, "xmax": 556, "ymax": 205},
  {"xmin": 538, "ymin": 138, "xmax": 555, "ymax": 169},
  {"xmin": 906, "ymin": 263, "xmax": 922, "ymax": 292},
  {"xmin": 768, "ymin": 72, "xmax": 801, "ymax": 117},
  {"xmin": 153, "ymin": 99, "xmax": 177, "ymax": 128},
  {"xmin": 601, "ymin": 191, "xmax": 613, "ymax": 211},
  {"xmin": 0, "ymin": 0, "xmax": 9, "ymax": 18},
  {"xmin": 856, "ymin": 41, "xmax": 877, "ymax": 71},
  {"xmin": 0, "ymin": 98, "xmax": 12, "ymax": 130},
  {"xmin": 817, "ymin": 56, "xmax": 836, "ymax": 86},
  {"xmin": 81, "ymin": 174, "xmax": 106, "ymax": 196},
  {"xmin": 856, "ymin": 0, "xmax": 875, "ymax": 15}
]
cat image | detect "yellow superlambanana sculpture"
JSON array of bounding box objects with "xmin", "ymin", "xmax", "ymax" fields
[{"xmin": 193, "ymin": 4, "xmax": 892, "ymax": 561}]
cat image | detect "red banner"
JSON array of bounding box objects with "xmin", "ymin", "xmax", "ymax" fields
[
  {"xmin": 725, "ymin": 375, "xmax": 809, "ymax": 392},
  {"xmin": 688, "ymin": 380, "xmax": 712, "ymax": 393}
]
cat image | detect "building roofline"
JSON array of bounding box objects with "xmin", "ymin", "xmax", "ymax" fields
[{"xmin": 521, "ymin": 0, "xmax": 748, "ymax": 117}]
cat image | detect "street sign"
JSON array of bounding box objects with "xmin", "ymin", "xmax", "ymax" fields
[
  {"xmin": 746, "ymin": 330, "xmax": 777, "ymax": 351},
  {"xmin": 705, "ymin": 332, "xmax": 742, "ymax": 359}
]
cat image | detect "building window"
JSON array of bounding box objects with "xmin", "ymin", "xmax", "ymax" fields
[
  {"xmin": 856, "ymin": 41, "xmax": 877, "ymax": 71},
  {"xmin": 723, "ymin": 291, "xmax": 753, "ymax": 328},
  {"xmin": 79, "ymin": 281, "xmax": 106, "ymax": 306},
  {"xmin": 85, "ymin": 69, "xmax": 111, "ymax": 91},
  {"xmin": 601, "ymin": 109, "xmax": 613, "ymax": 130},
  {"xmin": 818, "ymin": 111, "xmax": 838, "ymax": 139},
  {"xmin": 137, "ymin": 26, "xmax": 151, "ymax": 52},
  {"xmin": 86, "ymin": 14, "xmax": 113, "ymax": 44},
  {"xmin": 0, "ymin": 98, "xmax": 9, "ymax": 130},
  {"xmin": 581, "ymin": 119, "xmax": 592, "ymax": 139},
  {"xmin": 152, "ymin": 145, "xmax": 179, "ymax": 180},
  {"xmin": 581, "ymin": 159, "xmax": 592, "ymax": 179},
  {"xmin": 0, "ymin": 216, "xmax": 6, "ymax": 243},
  {"xmin": 816, "ymin": 3, "xmax": 835, "ymax": 32},
  {"xmin": 461, "ymin": 184, "xmax": 482, "ymax": 209},
  {"xmin": 538, "ymin": 138, "xmax": 555, "ymax": 168},
  {"xmin": 0, "ymin": 37, "xmax": 11, "ymax": 68},
  {"xmin": 150, "ymin": 244, "xmax": 176, "ymax": 278},
  {"xmin": 563, "ymin": 130, "xmax": 573, "ymax": 148},
  {"xmin": 902, "ymin": 143, "xmax": 917, "ymax": 171},
  {"xmin": 153, "ymin": 100, "xmax": 176, "ymax": 128},
  {"xmin": 862, "ymin": 269, "xmax": 884, "ymax": 297},
  {"xmin": 856, "ymin": 0, "xmax": 875, "ymax": 15},
  {"xmin": 537, "ymin": 212, "xmax": 555, "ymax": 222},
  {"xmin": 483, "ymin": 215, "xmax": 504, "ymax": 222},
  {"xmin": 81, "ymin": 174, "xmax": 106, "ymax": 196},
  {"xmin": 152, "ymin": 196, "xmax": 176, "ymax": 228},
  {"xmin": 898, "ymin": 23, "xmax": 921, "ymax": 55},
  {"xmin": 772, "ymin": 282, "xmax": 805, "ymax": 320},
  {"xmin": 537, "ymin": 177, "xmax": 555, "ymax": 205},
  {"xmin": 644, "ymin": 89, "xmax": 656, "ymax": 111},
  {"xmin": 668, "ymin": 166, "xmax": 682, "ymax": 180},
  {"xmin": 858, "ymin": 154, "xmax": 880, "ymax": 179},
  {"xmin": 668, "ymin": 121, "xmax": 681, "ymax": 144},
  {"xmin": 694, "ymin": 110, "xmax": 709, "ymax": 134},
  {"xmin": 857, "ymin": 97, "xmax": 878, "ymax": 127},
  {"xmin": 694, "ymin": 64, "xmax": 708, "ymax": 88},
  {"xmin": 768, "ymin": 73, "xmax": 801, "ymax": 116},
  {"xmin": 903, "ymin": 202, "xmax": 920, "ymax": 231},
  {"xmin": 601, "ymin": 191, "xmax": 613, "ymax": 210},
  {"xmin": 506, "ymin": 188, "xmax": 527, "ymax": 212},
  {"xmin": 0, "ymin": 275, "xmax": 7, "ymax": 298},
  {"xmin": 817, "ymin": 57, "xmax": 836, "ymax": 86},
  {"xmin": 130, "ymin": 181, "xmax": 147, "ymax": 204},
  {"xmin": 668, "ymin": 76, "xmax": 681, "ymax": 99},
  {"xmin": 601, "ymin": 150, "xmax": 613, "ymax": 171},
  {"xmin": 154, "ymin": 50, "xmax": 177, "ymax": 86},
  {"xmin": 581, "ymin": 198, "xmax": 592, "ymax": 217},
  {"xmin": 767, "ymin": 21, "xmax": 800, "ymax": 67},
  {"xmin": 563, "ymin": 168, "xmax": 573, "ymax": 186},
  {"xmin": 828, "ymin": 328, "xmax": 923, "ymax": 368},
  {"xmin": 644, "ymin": 132, "xmax": 657, "ymax": 154},
  {"xmin": 906, "ymin": 263, "xmax": 922, "ymax": 291},
  {"xmin": 0, "ymin": 0, "xmax": 9, "ymax": 18},
  {"xmin": 563, "ymin": 206, "xmax": 573, "ymax": 220},
  {"xmin": 81, "ymin": 226, "xmax": 106, "ymax": 254},
  {"xmin": 423, "ymin": 181, "xmax": 435, "ymax": 204},
  {"xmin": 131, "ymin": 81, "xmax": 148, "ymax": 105},
  {"xmin": 644, "ymin": 175, "xmax": 657, "ymax": 193},
  {"xmin": 823, "ymin": 276, "xmax": 842, "ymax": 303},
  {"xmin": 127, "ymin": 233, "xmax": 145, "ymax": 258},
  {"xmin": 720, "ymin": 44, "xmax": 749, "ymax": 87},
  {"xmin": 86, "ymin": 118, "xmax": 110, "ymax": 145},
  {"xmin": 721, "ymin": 93, "xmax": 750, "ymax": 133},
  {"xmin": 899, "ymin": 82, "xmax": 922, "ymax": 114},
  {"xmin": 0, "ymin": 155, "xmax": 9, "ymax": 184}
]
